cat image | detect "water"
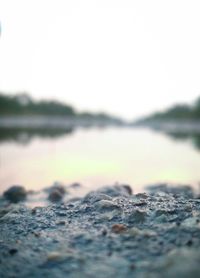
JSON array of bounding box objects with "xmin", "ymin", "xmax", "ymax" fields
[{"xmin": 0, "ymin": 127, "xmax": 200, "ymax": 196}]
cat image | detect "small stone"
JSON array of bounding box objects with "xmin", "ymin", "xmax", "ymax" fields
[
  {"xmin": 47, "ymin": 252, "xmax": 65, "ymax": 262},
  {"xmin": 101, "ymin": 228, "xmax": 107, "ymax": 236},
  {"xmin": 31, "ymin": 207, "xmax": 43, "ymax": 215},
  {"xmin": 48, "ymin": 182, "xmax": 66, "ymax": 195},
  {"xmin": 186, "ymin": 239, "xmax": 193, "ymax": 246},
  {"xmin": 32, "ymin": 231, "xmax": 41, "ymax": 237},
  {"xmin": 48, "ymin": 189, "xmax": 63, "ymax": 203},
  {"xmin": 111, "ymin": 224, "xmax": 127, "ymax": 234},
  {"xmin": 130, "ymin": 263, "xmax": 136, "ymax": 270},
  {"xmin": 56, "ymin": 220, "xmax": 66, "ymax": 225},
  {"xmin": 9, "ymin": 248, "xmax": 18, "ymax": 255},
  {"xmin": 97, "ymin": 184, "xmax": 132, "ymax": 197},
  {"xmin": 0, "ymin": 207, "xmax": 12, "ymax": 218},
  {"xmin": 156, "ymin": 214, "xmax": 168, "ymax": 223},
  {"xmin": 46, "ymin": 250, "xmax": 78, "ymax": 263},
  {"xmin": 135, "ymin": 193, "xmax": 148, "ymax": 199},
  {"xmin": 55, "ymin": 211, "xmax": 67, "ymax": 217},
  {"xmin": 46, "ymin": 182, "xmax": 67, "ymax": 202},
  {"xmin": 3, "ymin": 186, "xmax": 27, "ymax": 203},
  {"xmin": 70, "ymin": 183, "xmax": 81, "ymax": 188},
  {"xmin": 122, "ymin": 185, "xmax": 133, "ymax": 195},
  {"xmin": 54, "ymin": 185, "xmax": 66, "ymax": 195},
  {"xmin": 82, "ymin": 192, "xmax": 112, "ymax": 204},
  {"xmin": 127, "ymin": 209, "xmax": 147, "ymax": 223},
  {"xmin": 97, "ymin": 209, "xmax": 121, "ymax": 221},
  {"xmin": 128, "ymin": 227, "xmax": 157, "ymax": 237},
  {"xmin": 155, "ymin": 209, "xmax": 168, "ymax": 217},
  {"xmin": 31, "ymin": 208, "xmax": 37, "ymax": 215},
  {"xmin": 94, "ymin": 200, "xmax": 120, "ymax": 212},
  {"xmin": 184, "ymin": 204, "xmax": 192, "ymax": 212}
]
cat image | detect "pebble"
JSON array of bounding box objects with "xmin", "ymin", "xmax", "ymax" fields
[
  {"xmin": 94, "ymin": 200, "xmax": 121, "ymax": 212},
  {"xmin": 96, "ymin": 184, "xmax": 133, "ymax": 197},
  {"xmin": 3, "ymin": 186, "xmax": 27, "ymax": 203},
  {"xmin": 70, "ymin": 183, "xmax": 81, "ymax": 188},
  {"xmin": 127, "ymin": 209, "xmax": 147, "ymax": 224},
  {"xmin": 56, "ymin": 220, "xmax": 66, "ymax": 225},
  {"xmin": 96, "ymin": 209, "xmax": 121, "ymax": 221},
  {"xmin": 9, "ymin": 248, "xmax": 18, "ymax": 255},
  {"xmin": 101, "ymin": 228, "xmax": 107, "ymax": 236},
  {"xmin": 135, "ymin": 193, "xmax": 148, "ymax": 199},
  {"xmin": 47, "ymin": 182, "xmax": 66, "ymax": 195},
  {"xmin": 111, "ymin": 224, "xmax": 127, "ymax": 234},
  {"xmin": 82, "ymin": 192, "xmax": 112, "ymax": 204},
  {"xmin": 48, "ymin": 189, "xmax": 63, "ymax": 203},
  {"xmin": 46, "ymin": 182, "xmax": 67, "ymax": 202},
  {"xmin": 47, "ymin": 251, "xmax": 65, "ymax": 262}
]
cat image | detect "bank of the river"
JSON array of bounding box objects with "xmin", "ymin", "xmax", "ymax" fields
[
  {"xmin": 133, "ymin": 120, "xmax": 200, "ymax": 134},
  {"xmin": 0, "ymin": 183, "xmax": 200, "ymax": 277},
  {"xmin": 0, "ymin": 116, "xmax": 127, "ymax": 129}
]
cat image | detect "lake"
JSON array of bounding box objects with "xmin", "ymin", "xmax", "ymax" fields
[{"xmin": 0, "ymin": 126, "xmax": 200, "ymax": 198}]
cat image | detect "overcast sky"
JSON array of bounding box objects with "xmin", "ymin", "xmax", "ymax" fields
[{"xmin": 0, "ymin": 0, "xmax": 200, "ymax": 119}]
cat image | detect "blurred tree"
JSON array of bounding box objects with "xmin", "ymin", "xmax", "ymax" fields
[{"xmin": 0, "ymin": 93, "xmax": 75, "ymax": 116}]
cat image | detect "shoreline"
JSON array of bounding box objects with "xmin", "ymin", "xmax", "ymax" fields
[
  {"xmin": 133, "ymin": 120, "xmax": 200, "ymax": 134},
  {"xmin": 0, "ymin": 116, "xmax": 127, "ymax": 129}
]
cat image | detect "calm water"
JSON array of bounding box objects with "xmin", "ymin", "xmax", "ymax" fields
[{"xmin": 0, "ymin": 127, "xmax": 200, "ymax": 196}]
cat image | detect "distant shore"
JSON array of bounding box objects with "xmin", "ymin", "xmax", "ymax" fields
[
  {"xmin": 133, "ymin": 120, "xmax": 200, "ymax": 134},
  {"xmin": 0, "ymin": 115, "xmax": 127, "ymax": 129},
  {"xmin": 2, "ymin": 116, "xmax": 200, "ymax": 133}
]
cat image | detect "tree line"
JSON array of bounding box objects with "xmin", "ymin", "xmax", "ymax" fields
[
  {"xmin": 137, "ymin": 96, "xmax": 200, "ymax": 123},
  {"xmin": 0, "ymin": 92, "xmax": 123, "ymax": 123},
  {"xmin": 0, "ymin": 93, "xmax": 75, "ymax": 116}
]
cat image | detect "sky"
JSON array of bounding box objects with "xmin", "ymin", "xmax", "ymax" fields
[{"xmin": 0, "ymin": 0, "xmax": 200, "ymax": 119}]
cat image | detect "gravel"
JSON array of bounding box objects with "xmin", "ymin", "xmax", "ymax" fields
[{"xmin": 0, "ymin": 184, "xmax": 200, "ymax": 278}]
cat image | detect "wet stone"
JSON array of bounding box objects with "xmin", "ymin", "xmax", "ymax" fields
[
  {"xmin": 46, "ymin": 182, "xmax": 67, "ymax": 203},
  {"xmin": 46, "ymin": 182, "xmax": 66, "ymax": 195},
  {"xmin": 82, "ymin": 192, "xmax": 112, "ymax": 204},
  {"xmin": 135, "ymin": 193, "xmax": 149, "ymax": 199},
  {"xmin": 127, "ymin": 209, "xmax": 147, "ymax": 224},
  {"xmin": 94, "ymin": 200, "xmax": 121, "ymax": 212},
  {"xmin": 48, "ymin": 190, "xmax": 63, "ymax": 203},
  {"xmin": 3, "ymin": 186, "xmax": 27, "ymax": 203},
  {"xmin": 97, "ymin": 184, "xmax": 133, "ymax": 197}
]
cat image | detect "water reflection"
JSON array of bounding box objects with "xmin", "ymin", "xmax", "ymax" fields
[
  {"xmin": 164, "ymin": 131, "xmax": 200, "ymax": 151},
  {"xmin": 140, "ymin": 122, "xmax": 200, "ymax": 151},
  {"xmin": 0, "ymin": 124, "xmax": 123, "ymax": 145},
  {"xmin": 0, "ymin": 127, "xmax": 74, "ymax": 145},
  {"xmin": 0, "ymin": 127, "xmax": 200, "ymax": 197}
]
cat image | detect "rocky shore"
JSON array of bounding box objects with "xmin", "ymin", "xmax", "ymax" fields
[{"xmin": 0, "ymin": 183, "xmax": 200, "ymax": 277}]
